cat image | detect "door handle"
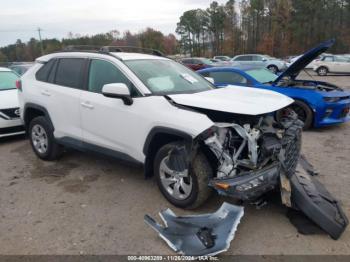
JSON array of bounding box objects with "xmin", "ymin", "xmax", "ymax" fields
[
  {"xmin": 41, "ymin": 90, "xmax": 51, "ymax": 96},
  {"xmin": 81, "ymin": 101, "xmax": 94, "ymax": 109}
]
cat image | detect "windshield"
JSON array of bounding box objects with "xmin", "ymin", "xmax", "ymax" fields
[
  {"xmin": 245, "ymin": 68, "xmax": 278, "ymax": 84},
  {"xmin": 124, "ymin": 59, "xmax": 214, "ymax": 95},
  {"xmin": 0, "ymin": 71, "xmax": 19, "ymax": 90}
]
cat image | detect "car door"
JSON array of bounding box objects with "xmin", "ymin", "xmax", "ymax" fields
[
  {"xmin": 80, "ymin": 58, "xmax": 142, "ymax": 156},
  {"xmin": 39, "ymin": 58, "xmax": 85, "ymax": 140},
  {"xmin": 334, "ymin": 56, "xmax": 350, "ymax": 73},
  {"xmin": 322, "ymin": 56, "xmax": 335, "ymax": 72},
  {"xmin": 252, "ymin": 55, "xmax": 265, "ymax": 67}
]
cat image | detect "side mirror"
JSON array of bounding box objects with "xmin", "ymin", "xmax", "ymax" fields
[
  {"xmin": 102, "ymin": 83, "xmax": 133, "ymax": 105},
  {"xmin": 205, "ymin": 77, "xmax": 215, "ymax": 84},
  {"xmin": 262, "ymin": 58, "xmax": 267, "ymax": 62}
]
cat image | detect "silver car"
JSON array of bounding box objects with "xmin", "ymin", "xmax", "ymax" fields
[{"xmin": 231, "ymin": 54, "xmax": 287, "ymax": 73}]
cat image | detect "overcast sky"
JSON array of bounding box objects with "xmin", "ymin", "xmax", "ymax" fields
[{"xmin": 0, "ymin": 0, "xmax": 229, "ymax": 47}]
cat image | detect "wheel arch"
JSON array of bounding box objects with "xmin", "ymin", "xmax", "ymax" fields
[
  {"xmin": 143, "ymin": 127, "xmax": 194, "ymax": 178},
  {"xmin": 288, "ymin": 98, "xmax": 315, "ymax": 127},
  {"xmin": 23, "ymin": 103, "xmax": 54, "ymax": 131}
]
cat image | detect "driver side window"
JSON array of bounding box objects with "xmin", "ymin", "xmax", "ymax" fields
[{"xmin": 88, "ymin": 59, "xmax": 138, "ymax": 96}]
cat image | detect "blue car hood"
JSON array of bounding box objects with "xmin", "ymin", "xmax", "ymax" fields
[{"xmin": 274, "ymin": 39, "xmax": 335, "ymax": 83}]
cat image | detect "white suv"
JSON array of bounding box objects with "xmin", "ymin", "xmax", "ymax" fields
[{"xmin": 18, "ymin": 48, "xmax": 302, "ymax": 208}]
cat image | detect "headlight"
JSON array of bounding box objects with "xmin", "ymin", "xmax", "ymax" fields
[{"xmin": 324, "ymin": 97, "xmax": 341, "ymax": 103}]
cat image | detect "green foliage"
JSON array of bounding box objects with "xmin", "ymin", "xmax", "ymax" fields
[
  {"xmin": 0, "ymin": 28, "xmax": 178, "ymax": 62},
  {"xmin": 177, "ymin": 0, "xmax": 350, "ymax": 56}
]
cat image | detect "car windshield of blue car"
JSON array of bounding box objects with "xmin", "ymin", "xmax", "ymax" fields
[
  {"xmin": 125, "ymin": 59, "xmax": 214, "ymax": 95},
  {"xmin": 245, "ymin": 68, "xmax": 278, "ymax": 84},
  {"xmin": 0, "ymin": 71, "xmax": 19, "ymax": 91}
]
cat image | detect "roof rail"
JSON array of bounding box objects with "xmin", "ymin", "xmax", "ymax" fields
[{"xmin": 61, "ymin": 45, "xmax": 164, "ymax": 57}]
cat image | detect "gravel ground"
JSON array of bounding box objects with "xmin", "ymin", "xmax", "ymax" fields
[{"xmin": 0, "ymin": 72, "xmax": 349, "ymax": 255}]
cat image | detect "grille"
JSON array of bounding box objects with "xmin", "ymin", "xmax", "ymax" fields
[
  {"xmin": 0, "ymin": 108, "xmax": 21, "ymax": 119},
  {"xmin": 283, "ymin": 129, "xmax": 302, "ymax": 176}
]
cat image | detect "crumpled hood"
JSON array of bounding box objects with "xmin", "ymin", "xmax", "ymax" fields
[
  {"xmin": 0, "ymin": 89, "xmax": 19, "ymax": 109},
  {"xmin": 168, "ymin": 86, "xmax": 294, "ymax": 115}
]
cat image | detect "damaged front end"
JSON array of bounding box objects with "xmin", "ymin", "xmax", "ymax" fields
[
  {"xmin": 199, "ymin": 111, "xmax": 302, "ymax": 202},
  {"xmin": 196, "ymin": 110, "xmax": 348, "ymax": 239}
]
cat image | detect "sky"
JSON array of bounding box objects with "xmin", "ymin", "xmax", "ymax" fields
[{"xmin": 0, "ymin": 0, "xmax": 229, "ymax": 47}]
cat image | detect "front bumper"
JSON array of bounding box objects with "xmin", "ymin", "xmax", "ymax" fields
[
  {"xmin": 209, "ymin": 162, "xmax": 280, "ymax": 201},
  {"xmin": 315, "ymin": 99, "xmax": 350, "ymax": 127}
]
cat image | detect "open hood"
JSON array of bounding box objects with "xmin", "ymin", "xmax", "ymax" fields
[
  {"xmin": 168, "ymin": 86, "xmax": 293, "ymax": 116},
  {"xmin": 274, "ymin": 39, "xmax": 335, "ymax": 83}
]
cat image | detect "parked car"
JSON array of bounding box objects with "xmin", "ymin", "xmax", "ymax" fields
[
  {"xmin": 19, "ymin": 47, "xmax": 307, "ymax": 209},
  {"xmin": 0, "ymin": 67, "xmax": 25, "ymax": 137},
  {"xmin": 213, "ymin": 56, "xmax": 231, "ymax": 61},
  {"xmin": 231, "ymin": 54, "xmax": 287, "ymax": 73},
  {"xmin": 198, "ymin": 39, "xmax": 350, "ymax": 129},
  {"xmin": 313, "ymin": 55, "xmax": 350, "ymax": 76},
  {"xmin": 287, "ymin": 54, "xmax": 323, "ymax": 69},
  {"xmin": 180, "ymin": 57, "xmax": 215, "ymax": 70},
  {"xmin": 9, "ymin": 63, "xmax": 34, "ymax": 76}
]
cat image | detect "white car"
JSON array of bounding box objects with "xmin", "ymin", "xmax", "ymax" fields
[
  {"xmin": 231, "ymin": 54, "xmax": 287, "ymax": 73},
  {"xmin": 0, "ymin": 67, "xmax": 25, "ymax": 137},
  {"xmin": 19, "ymin": 48, "xmax": 304, "ymax": 209},
  {"xmin": 313, "ymin": 55, "xmax": 350, "ymax": 76}
]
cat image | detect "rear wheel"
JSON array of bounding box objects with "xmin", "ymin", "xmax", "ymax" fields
[
  {"xmin": 277, "ymin": 100, "xmax": 313, "ymax": 129},
  {"xmin": 267, "ymin": 65, "xmax": 278, "ymax": 74},
  {"xmin": 317, "ymin": 66, "xmax": 328, "ymax": 76},
  {"xmin": 154, "ymin": 141, "xmax": 212, "ymax": 209},
  {"xmin": 29, "ymin": 116, "xmax": 63, "ymax": 160}
]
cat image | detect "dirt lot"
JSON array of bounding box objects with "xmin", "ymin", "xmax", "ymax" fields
[{"xmin": 0, "ymin": 72, "xmax": 350, "ymax": 255}]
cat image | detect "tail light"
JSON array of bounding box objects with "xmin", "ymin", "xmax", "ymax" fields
[{"xmin": 16, "ymin": 80, "xmax": 22, "ymax": 91}]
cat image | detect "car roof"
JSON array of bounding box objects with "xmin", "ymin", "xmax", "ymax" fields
[
  {"xmin": 36, "ymin": 51, "xmax": 169, "ymax": 63},
  {"xmin": 0, "ymin": 67, "xmax": 12, "ymax": 72}
]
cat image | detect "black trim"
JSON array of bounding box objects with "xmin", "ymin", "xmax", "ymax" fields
[
  {"xmin": 23, "ymin": 103, "xmax": 54, "ymax": 130},
  {"xmin": 0, "ymin": 125, "xmax": 25, "ymax": 135},
  {"xmin": 143, "ymin": 127, "xmax": 193, "ymax": 155},
  {"xmin": 56, "ymin": 137, "xmax": 142, "ymax": 166}
]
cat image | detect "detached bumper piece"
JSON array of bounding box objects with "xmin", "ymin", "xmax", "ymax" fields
[
  {"xmin": 290, "ymin": 163, "xmax": 348, "ymax": 239},
  {"xmin": 144, "ymin": 202, "xmax": 244, "ymax": 256}
]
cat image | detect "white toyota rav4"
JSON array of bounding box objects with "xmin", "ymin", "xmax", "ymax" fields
[{"xmin": 18, "ymin": 48, "xmax": 303, "ymax": 209}]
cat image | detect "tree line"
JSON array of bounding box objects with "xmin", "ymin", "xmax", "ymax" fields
[
  {"xmin": 0, "ymin": 28, "xmax": 177, "ymax": 62},
  {"xmin": 176, "ymin": 0, "xmax": 350, "ymax": 57}
]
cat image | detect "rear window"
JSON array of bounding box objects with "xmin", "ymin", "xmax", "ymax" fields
[
  {"xmin": 0, "ymin": 71, "xmax": 19, "ymax": 90},
  {"xmin": 36, "ymin": 59, "xmax": 55, "ymax": 82},
  {"xmin": 55, "ymin": 58, "xmax": 85, "ymax": 89}
]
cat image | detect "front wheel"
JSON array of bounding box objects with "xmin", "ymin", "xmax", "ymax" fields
[
  {"xmin": 317, "ymin": 66, "xmax": 328, "ymax": 76},
  {"xmin": 154, "ymin": 142, "xmax": 213, "ymax": 209},
  {"xmin": 267, "ymin": 65, "xmax": 278, "ymax": 74},
  {"xmin": 277, "ymin": 100, "xmax": 313, "ymax": 129}
]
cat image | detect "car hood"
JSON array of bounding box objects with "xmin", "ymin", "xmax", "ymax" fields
[
  {"xmin": 0, "ymin": 89, "xmax": 19, "ymax": 109},
  {"xmin": 274, "ymin": 39, "xmax": 335, "ymax": 83},
  {"xmin": 167, "ymin": 86, "xmax": 293, "ymax": 115}
]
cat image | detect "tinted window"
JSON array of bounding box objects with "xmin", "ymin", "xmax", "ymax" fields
[
  {"xmin": 55, "ymin": 58, "xmax": 85, "ymax": 88},
  {"xmin": 208, "ymin": 71, "xmax": 247, "ymax": 85},
  {"xmin": 252, "ymin": 55, "xmax": 263, "ymax": 61},
  {"xmin": 36, "ymin": 59, "xmax": 55, "ymax": 82},
  {"xmin": 234, "ymin": 56, "xmax": 252, "ymax": 61},
  {"xmin": 88, "ymin": 59, "xmax": 137, "ymax": 96},
  {"xmin": 323, "ymin": 56, "xmax": 334, "ymax": 62},
  {"xmin": 334, "ymin": 56, "xmax": 348, "ymax": 62}
]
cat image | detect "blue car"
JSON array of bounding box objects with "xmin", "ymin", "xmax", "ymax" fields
[{"xmin": 198, "ymin": 39, "xmax": 350, "ymax": 129}]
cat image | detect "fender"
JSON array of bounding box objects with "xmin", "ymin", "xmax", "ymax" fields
[
  {"xmin": 143, "ymin": 126, "xmax": 194, "ymax": 178},
  {"xmin": 23, "ymin": 103, "xmax": 54, "ymax": 130}
]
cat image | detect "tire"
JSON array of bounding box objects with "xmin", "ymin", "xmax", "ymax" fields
[
  {"xmin": 277, "ymin": 100, "xmax": 313, "ymax": 130},
  {"xmin": 154, "ymin": 141, "xmax": 213, "ymax": 209},
  {"xmin": 29, "ymin": 116, "xmax": 63, "ymax": 160},
  {"xmin": 267, "ymin": 65, "xmax": 278, "ymax": 74},
  {"xmin": 317, "ymin": 66, "xmax": 328, "ymax": 76}
]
